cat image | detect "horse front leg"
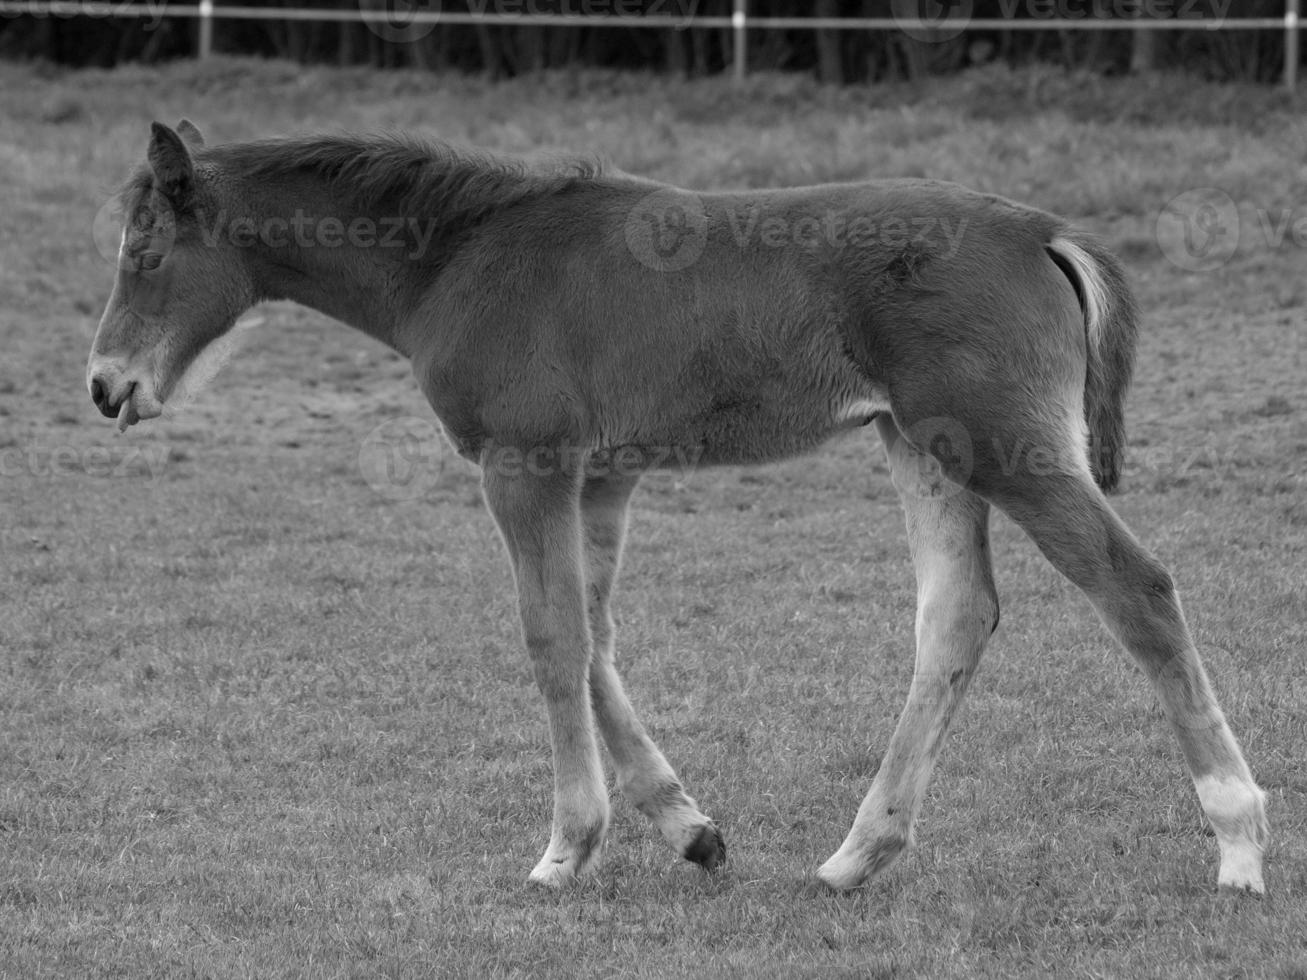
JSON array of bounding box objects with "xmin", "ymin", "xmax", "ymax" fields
[
  {"xmin": 581, "ymin": 473, "xmax": 725, "ymax": 869},
  {"xmin": 819, "ymin": 416, "xmax": 1000, "ymax": 889},
  {"xmin": 482, "ymin": 462, "xmax": 608, "ymax": 885}
]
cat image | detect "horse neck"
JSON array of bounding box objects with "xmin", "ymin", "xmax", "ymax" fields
[{"xmin": 226, "ymin": 174, "xmax": 424, "ymax": 355}]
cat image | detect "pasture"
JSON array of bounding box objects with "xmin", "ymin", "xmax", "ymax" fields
[{"xmin": 1, "ymin": 58, "xmax": 1305, "ymax": 978}]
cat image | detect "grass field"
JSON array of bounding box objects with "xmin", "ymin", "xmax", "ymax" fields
[{"xmin": 1, "ymin": 58, "xmax": 1305, "ymax": 978}]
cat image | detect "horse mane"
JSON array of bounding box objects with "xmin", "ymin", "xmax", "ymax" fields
[
  {"xmin": 117, "ymin": 132, "xmax": 606, "ymax": 233},
  {"xmin": 208, "ymin": 133, "xmax": 606, "ymax": 223}
]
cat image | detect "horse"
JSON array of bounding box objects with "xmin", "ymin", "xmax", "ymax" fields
[{"xmin": 86, "ymin": 121, "xmax": 1268, "ymax": 893}]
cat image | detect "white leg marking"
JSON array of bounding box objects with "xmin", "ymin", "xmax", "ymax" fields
[
  {"xmin": 528, "ymin": 800, "xmax": 608, "ymax": 887},
  {"xmin": 1194, "ymin": 774, "xmax": 1268, "ymax": 894},
  {"xmin": 819, "ymin": 419, "xmax": 996, "ymax": 891}
]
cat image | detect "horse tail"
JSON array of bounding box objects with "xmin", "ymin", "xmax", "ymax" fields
[{"xmin": 1044, "ymin": 231, "xmax": 1140, "ymax": 493}]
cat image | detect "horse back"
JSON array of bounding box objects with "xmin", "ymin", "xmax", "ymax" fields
[{"xmin": 408, "ymin": 175, "xmax": 1079, "ymax": 466}]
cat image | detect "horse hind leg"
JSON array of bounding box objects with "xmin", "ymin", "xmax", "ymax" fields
[
  {"xmin": 984, "ymin": 453, "xmax": 1268, "ymax": 892},
  {"xmin": 580, "ymin": 473, "xmax": 725, "ymax": 870},
  {"xmin": 820, "ymin": 416, "xmax": 1000, "ymax": 889}
]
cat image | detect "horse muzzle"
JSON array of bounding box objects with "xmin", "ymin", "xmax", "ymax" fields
[{"xmin": 87, "ymin": 360, "xmax": 164, "ymax": 430}]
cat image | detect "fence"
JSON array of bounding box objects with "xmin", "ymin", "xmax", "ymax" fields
[{"xmin": 0, "ymin": 0, "xmax": 1301, "ymax": 88}]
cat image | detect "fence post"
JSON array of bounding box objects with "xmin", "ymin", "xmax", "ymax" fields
[
  {"xmin": 198, "ymin": 0, "xmax": 214, "ymax": 59},
  {"xmin": 733, "ymin": 0, "xmax": 747, "ymax": 83},
  {"xmin": 1288, "ymin": 0, "xmax": 1300, "ymax": 91}
]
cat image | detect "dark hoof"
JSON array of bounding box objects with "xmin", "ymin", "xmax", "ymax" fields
[{"xmin": 684, "ymin": 823, "xmax": 726, "ymax": 871}]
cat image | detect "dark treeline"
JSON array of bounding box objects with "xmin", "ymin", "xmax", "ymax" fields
[{"xmin": 0, "ymin": 1, "xmax": 1296, "ymax": 83}]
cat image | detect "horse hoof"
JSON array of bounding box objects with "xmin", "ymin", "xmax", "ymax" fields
[
  {"xmin": 816, "ymin": 852, "xmax": 866, "ymax": 891},
  {"xmin": 528, "ymin": 827, "xmax": 605, "ymax": 887},
  {"xmin": 1217, "ymin": 867, "xmax": 1266, "ymax": 896},
  {"xmin": 817, "ymin": 834, "xmax": 908, "ymax": 891},
  {"xmin": 683, "ymin": 822, "xmax": 726, "ymax": 871},
  {"xmin": 528, "ymin": 857, "xmax": 578, "ymax": 888}
]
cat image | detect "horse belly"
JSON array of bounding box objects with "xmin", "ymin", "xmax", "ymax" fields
[{"xmin": 601, "ymin": 376, "xmax": 889, "ymax": 469}]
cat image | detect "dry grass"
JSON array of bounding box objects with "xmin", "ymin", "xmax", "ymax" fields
[{"xmin": 1, "ymin": 58, "xmax": 1305, "ymax": 978}]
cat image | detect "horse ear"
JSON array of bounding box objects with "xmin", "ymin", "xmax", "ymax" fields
[
  {"xmin": 176, "ymin": 118, "xmax": 205, "ymax": 149},
  {"xmin": 147, "ymin": 121, "xmax": 194, "ymax": 204}
]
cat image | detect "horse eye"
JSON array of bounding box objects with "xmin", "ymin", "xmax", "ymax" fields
[{"xmin": 139, "ymin": 253, "xmax": 163, "ymax": 271}]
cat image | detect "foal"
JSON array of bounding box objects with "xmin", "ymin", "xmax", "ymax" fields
[{"xmin": 87, "ymin": 121, "xmax": 1268, "ymax": 892}]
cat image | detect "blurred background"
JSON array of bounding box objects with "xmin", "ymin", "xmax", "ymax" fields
[{"xmin": 0, "ymin": 0, "xmax": 1300, "ymax": 85}]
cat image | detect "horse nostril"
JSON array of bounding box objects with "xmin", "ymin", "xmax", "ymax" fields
[{"xmin": 90, "ymin": 376, "xmax": 117, "ymax": 418}]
